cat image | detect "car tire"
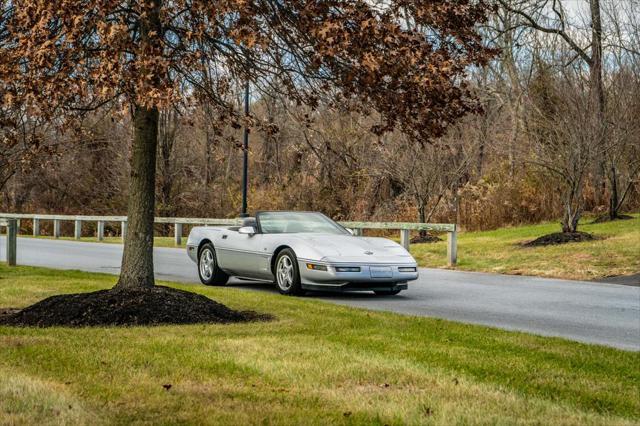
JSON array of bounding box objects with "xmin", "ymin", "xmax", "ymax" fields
[
  {"xmin": 198, "ymin": 243, "xmax": 229, "ymax": 286},
  {"xmin": 374, "ymin": 289, "xmax": 401, "ymax": 296},
  {"xmin": 274, "ymin": 248, "xmax": 304, "ymax": 296}
]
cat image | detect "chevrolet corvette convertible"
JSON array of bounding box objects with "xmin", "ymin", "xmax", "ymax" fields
[{"xmin": 186, "ymin": 211, "xmax": 418, "ymax": 295}]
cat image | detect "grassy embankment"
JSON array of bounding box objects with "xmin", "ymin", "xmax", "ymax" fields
[
  {"xmin": 0, "ymin": 264, "xmax": 639, "ymax": 424},
  {"xmin": 20, "ymin": 213, "xmax": 639, "ymax": 281},
  {"xmin": 410, "ymin": 214, "xmax": 639, "ymax": 281}
]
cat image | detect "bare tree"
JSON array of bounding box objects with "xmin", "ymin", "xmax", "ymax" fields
[
  {"xmin": 525, "ymin": 65, "xmax": 602, "ymax": 233},
  {"xmin": 498, "ymin": 0, "xmax": 605, "ymax": 116},
  {"xmin": 497, "ymin": 0, "xmax": 640, "ymax": 221},
  {"xmin": 600, "ymin": 0, "xmax": 640, "ymax": 219},
  {"xmin": 603, "ymin": 66, "xmax": 640, "ymax": 219},
  {"xmin": 379, "ymin": 127, "xmax": 477, "ymax": 235}
]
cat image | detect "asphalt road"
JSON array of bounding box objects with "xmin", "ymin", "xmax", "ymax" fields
[{"xmin": 2, "ymin": 237, "xmax": 639, "ymax": 351}]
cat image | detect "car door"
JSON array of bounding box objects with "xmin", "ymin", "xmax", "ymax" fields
[{"xmin": 215, "ymin": 230, "xmax": 269, "ymax": 279}]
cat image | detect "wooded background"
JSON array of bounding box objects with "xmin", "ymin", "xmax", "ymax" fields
[{"xmin": 2, "ymin": 0, "xmax": 638, "ymax": 232}]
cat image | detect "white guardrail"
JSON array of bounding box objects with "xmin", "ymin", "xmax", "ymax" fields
[
  {"xmin": 0, "ymin": 213, "xmax": 457, "ymax": 266},
  {"xmin": 0, "ymin": 218, "xmax": 17, "ymax": 266}
]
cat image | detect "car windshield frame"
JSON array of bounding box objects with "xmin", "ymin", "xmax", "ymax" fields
[{"xmin": 256, "ymin": 212, "xmax": 350, "ymax": 235}]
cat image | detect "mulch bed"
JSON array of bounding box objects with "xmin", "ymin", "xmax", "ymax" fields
[
  {"xmin": 523, "ymin": 231, "xmax": 595, "ymax": 247},
  {"xmin": 0, "ymin": 286, "xmax": 272, "ymax": 327}
]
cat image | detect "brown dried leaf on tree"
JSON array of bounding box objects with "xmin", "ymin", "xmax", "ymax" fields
[{"xmin": 1, "ymin": 0, "xmax": 494, "ymax": 288}]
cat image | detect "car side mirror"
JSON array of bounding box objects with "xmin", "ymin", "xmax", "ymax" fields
[{"xmin": 238, "ymin": 226, "xmax": 256, "ymax": 235}]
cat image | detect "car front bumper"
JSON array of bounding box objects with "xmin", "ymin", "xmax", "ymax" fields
[{"xmin": 298, "ymin": 260, "xmax": 418, "ymax": 291}]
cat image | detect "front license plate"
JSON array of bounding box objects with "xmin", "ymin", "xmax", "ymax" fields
[{"xmin": 370, "ymin": 266, "xmax": 393, "ymax": 278}]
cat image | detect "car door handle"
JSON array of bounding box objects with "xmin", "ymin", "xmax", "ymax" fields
[{"xmin": 222, "ymin": 235, "xmax": 228, "ymax": 239}]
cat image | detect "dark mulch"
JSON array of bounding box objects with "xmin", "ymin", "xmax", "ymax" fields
[
  {"xmin": 0, "ymin": 308, "xmax": 20, "ymax": 320},
  {"xmin": 0, "ymin": 286, "xmax": 272, "ymax": 327},
  {"xmin": 410, "ymin": 234, "xmax": 443, "ymax": 244},
  {"xmin": 592, "ymin": 214, "xmax": 634, "ymax": 224},
  {"xmin": 523, "ymin": 231, "xmax": 595, "ymax": 247}
]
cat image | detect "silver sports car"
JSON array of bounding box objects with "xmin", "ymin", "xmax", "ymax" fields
[{"xmin": 186, "ymin": 211, "xmax": 418, "ymax": 295}]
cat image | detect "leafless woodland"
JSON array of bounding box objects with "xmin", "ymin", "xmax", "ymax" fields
[{"xmin": 1, "ymin": 0, "xmax": 638, "ymax": 233}]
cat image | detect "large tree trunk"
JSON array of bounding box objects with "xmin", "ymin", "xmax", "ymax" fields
[
  {"xmin": 115, "ymin": 105, "xmax": 159, "ymax": 290},
  {"xmin": 115, "ymin": 0, "xmax": 161, "ymax": 290}
]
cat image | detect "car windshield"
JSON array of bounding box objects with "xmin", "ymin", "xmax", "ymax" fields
[{"xmin": 258, "ymin": 212, "xmax": 349, "ymax": 235}]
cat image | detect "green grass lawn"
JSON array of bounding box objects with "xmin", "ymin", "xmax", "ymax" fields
[
  {"xmin": 19, "ymin": 213, "xmax": 640, "ymax": 280},
  {"xmin": 410, "ymin": 214, "xmax": 640, "ymax": 281},
  {"xmin": 0, "ymin": 264, "xmax": 638, "ymax": 424}
]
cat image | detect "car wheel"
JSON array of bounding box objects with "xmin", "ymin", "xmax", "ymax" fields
[
  {"xmin": 374, "ymin": 289, "xmax": 401, "ymax": 296},
  {"xmin": 198, "ymin": 243, "xmax": 229, "ymax": 286},
  {"xmin": 274, "ymin": 249, "xmax": 304, "ymax": 296}
]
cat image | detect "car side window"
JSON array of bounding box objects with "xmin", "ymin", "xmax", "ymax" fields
[{"xmin": 260, "ymin": 219, "xmax": 286, "ymax": 233}]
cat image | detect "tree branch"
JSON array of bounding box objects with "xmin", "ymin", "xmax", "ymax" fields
[{"xmin": 497, "ymin": 0, "xmax": 592, "ymax": 65}]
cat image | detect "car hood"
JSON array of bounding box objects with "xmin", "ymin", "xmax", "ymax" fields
[{"xmin": 291, "ymin": 234, "xmax": 415, "ymax": 264}]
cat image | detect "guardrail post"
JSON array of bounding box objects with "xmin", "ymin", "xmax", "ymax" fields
[
  {"xmin": 74, "ymin": 220, "xmax": 82, "ymax": 240},
  {"xmin": 121, "ymin": 221, "xmax": 127, "ymax": 242},
  {"xmin": 97, "ymin": 220, "xmax": 105, "ymax": 241},
  {"xmin": 447, "ymin": 230, "xmax": 457, "ymax": 266},
  {"xmin": 400, "ymin": 229, "xmax": 410, "ymax": 251},
  {"xmin": 33, "ymin": 218, "xmax": 40, "ymax": 236},
  {"xmin": 175, "ymin": 223, "xmax": 183, "ymax": 246},
  {"xmin": 53, "ymin": 219, "xmax": 61, "ymax": 238},
  {"xmin": 5, "ymin": 219, "xmax": 17, "ymax": 266}
]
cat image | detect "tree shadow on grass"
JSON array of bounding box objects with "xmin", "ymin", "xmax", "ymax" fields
[{"xmin": 226, "ymin": 281, "xmax": 399, "ymax": 299}]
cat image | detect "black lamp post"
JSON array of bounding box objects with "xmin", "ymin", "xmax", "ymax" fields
[{"xmin": 240, "ymin": 80, "xmax": 249, "ymax": 218}]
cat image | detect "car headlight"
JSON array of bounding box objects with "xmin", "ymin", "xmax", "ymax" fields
[
  {"xmin": 398, "ymin": 267, "xmax": 417, "ymax": 272},
  {"xmin": 335, "ymin": 266, "xmax": 361, "ymax": 272}
]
